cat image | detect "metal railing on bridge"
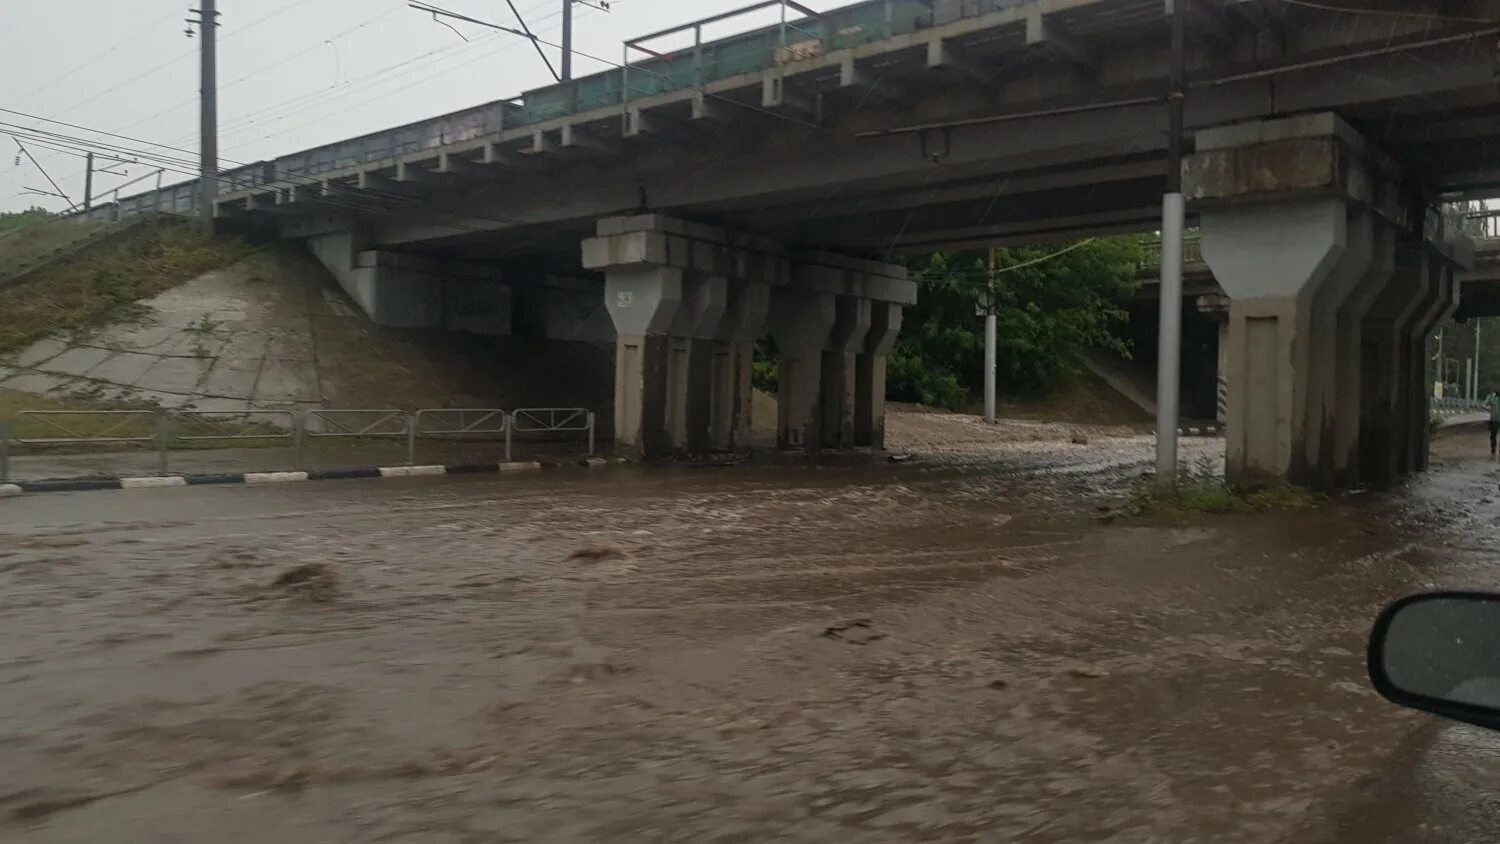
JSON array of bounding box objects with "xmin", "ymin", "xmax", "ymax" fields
[
  {"xmin": 1137, "ymin": 231, "xmax": 1203, "ymax": 272},
  {"xmin": 0, "ymin": 407, "xmax": 598, "ymax": 483}
]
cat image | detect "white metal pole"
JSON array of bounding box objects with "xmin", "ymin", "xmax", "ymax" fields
[
  {"xmin": 984, "ymin": 247, "xmax": 997, "ymax": 424},
  {"xmin": 984, "ymin": 312, "xmax": 997, "ymax": 423},
  {"xmin": 1155, "ymin": 0, "xmax": 1185, "ymax": 487},
  {"xmin": 1477, "ymin": 318, "xmax": 1484, "ymax": 398},
  {"xmin": 1155, "ymin": 192, "xmax": 1185, "ymax": 485}
]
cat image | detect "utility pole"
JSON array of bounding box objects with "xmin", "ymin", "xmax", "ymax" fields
[
  {"xmin": 1477, "ymin": 318, "xmax": 1484, "ymax": 399},
  {"xmin": 561, "ymin": 0, "xmax": 573, "ymax": 80},
  {"xmin": 1154, "ymin": 0, "xmax": 1187, "ymax": 486},
  {"xmin": 984, "ymin": 247, "xmax": 998, "ymax": 424},
  {"xmin": 189, "ymin": 0, "xmax": 218, "ymax": 233},
  {"xmin": 1436, "ymin": 328, "xmax": 1445, "ymax": 397},
  {"xmin": 83, "ymin": 152, "xmax": 94, "ymax": 213}
]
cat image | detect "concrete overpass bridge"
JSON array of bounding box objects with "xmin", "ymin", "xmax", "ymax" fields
[{"xmin": 78, "ymin": 0, "xmax": 1500, "ymax": 487}]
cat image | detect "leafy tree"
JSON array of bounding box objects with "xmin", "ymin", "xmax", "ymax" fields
[{"xmin": 887, "ymin": 237, "xmax": 1141, "ymax": 409}]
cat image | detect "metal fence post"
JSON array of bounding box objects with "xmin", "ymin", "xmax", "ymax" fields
[
  {"xmin": 407, "ymin": 411, "xmax": 419, "ymax": 466},
  {"xmin": 293, "ymin": 411, "xmax": 306, "ymax": 470},
  {"xmin": 587, "ymin": 411, "xmax": 595, "ymax": 457},
  {"xmin": 155, "ymin": 412, "xmax": 171, "ymax": 476},
  {"xmin": 505, "ymin": 413, "xmax": 513, "ymax": 463},
  {"xmin": 0, "ymin": 420, "xmax": 11, "ymax": 484}
]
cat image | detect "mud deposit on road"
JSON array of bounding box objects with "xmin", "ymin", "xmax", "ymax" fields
[{"xmin": 4, "ymin": 426, "xmax": 1500, "ymax": 841}]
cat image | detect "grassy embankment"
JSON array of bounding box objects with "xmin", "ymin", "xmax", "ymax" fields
[{"xmin": 0, "ymin": 219, "xmax": 261, "ymax": 443}]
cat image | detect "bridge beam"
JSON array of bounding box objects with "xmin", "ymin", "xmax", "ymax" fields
[
  {"xmin": 1025, "ymin": 11, "xmax": 1097, "ymax": 74},
  {"xmin": 925, "ymin": 38, "xmax": 992, "ymax": 89},
  {"xmin": 840, "ymin": 54, "xmax": 912, "ymax": 107}
]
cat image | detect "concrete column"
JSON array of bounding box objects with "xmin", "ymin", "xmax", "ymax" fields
[
  {"xmin": 856, "ymin": 302, "xmax": 904, "ymax": 449},
  {"xmin": 1330, "ymin": 224, "xmax": 1395, "ymax": 488},
  {"xmin": 1303, "ymin": 210, "xmax": 1375, "ymax": 489},
  {"xmin": 670, "ymin": 275, "xmax": 728, "ymax": 454},
  {"xmin": 1200, "ymin": 198, "xmax": 1349, "ymax": 486},
  {"xmin": 603, "ymin": 266, "xmax": 682, "ymax": 459},
  {"xmin": 710, "ymin": 279, "xmax": 769, "ymax": 453},
  {"xmin": 1360, "ymin": 243, "xmax": 1431, "ymax": 488},
  {"xmin": 1407, "ymin": 260, "xmax": 1459, "ymax": 473},
  {"xmin": 769, "ymin": 288, "xmax": 836, "ymax": 452},
  {"xmin": 821, "ymin": 296, "xmax": 873, "ymax": 450}
]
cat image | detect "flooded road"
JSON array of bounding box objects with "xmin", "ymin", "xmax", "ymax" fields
[{"xmin": 3, "ymin": 424, "xmax": 1500, "ymax": 842}]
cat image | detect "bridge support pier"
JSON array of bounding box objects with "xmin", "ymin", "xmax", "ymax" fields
[
  {"xmin": 584, "ymin": 215, "xmax": 915, "ymax": 459},
  {"xmin": 856, "ymin": 302, "xmax": 904, "ymax": 449},
  {"xmin": 769, "ymin": 289, "xmax": 836, "ymax": 452},
  {"xmin": 600, "ymin": 265, "xmax": 682, "ymax": 459},
  {"xmin": 1403, "ymin": 252, "xmax": 1461, "ymax": 475},
  {"xmin": 1188, "ymin": 112, "xmax": 1471, "ymax": 489}
]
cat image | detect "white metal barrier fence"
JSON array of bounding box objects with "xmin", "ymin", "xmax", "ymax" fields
[
  {"xmin": 507, "ymin": 408, "xmax": 596, "ymax": 462},
  {"xmin": 408, "ymin": 409, "xmax": 509, "ymax": 465},
  {"xmin": 0, "ymin": 407, "xmax": 598, "ymax": 482}
]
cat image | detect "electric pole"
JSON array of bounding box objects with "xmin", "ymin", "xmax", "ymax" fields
[
  {"xmin": 1477, "ymin": 318, "xmax": 1485, "ymax": 399},
  {"xmin": 561, "ymin": 0, "xmax": 573, "ymax": 81},
  {"xmin": 84, "ymin": 152, "xmax": 94, "ymax": 213},
  {"xmin": 189, "ymin": 1, "xmax": 218, "ymax": 233},
  {"xmin": 984, "ymin": 247, "xmax": 998, "ymax": 424},
  {"xmin": 1154, "ymin": 0, "xmax": 1187, "ymax": 486}
]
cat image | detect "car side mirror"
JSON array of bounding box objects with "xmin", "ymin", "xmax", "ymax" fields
[{"xmin": 1369, "ymin": 591, "xmax": 1500, "ymax": 732}]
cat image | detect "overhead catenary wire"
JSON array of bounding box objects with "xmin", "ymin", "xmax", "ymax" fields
[
  {"xmin": 206, "ymin": 2, "xmax": 615, "ymax": 150},
  {"xmin": 11, "ymin": 139, "xmax": 73, "ymax": 208},
  {"xmin": 18, "ymin": 5, "xmax": 184, "ymax": 101},
  {"xmin": 114, "ymin": 2, "xmax": 412, "ymax": 137},
  {"xmin": 909, "ymin": 239, "xmax": 1111, "ymax": 289},
  {"xmin": 39, "ymin": 0, "xmax": 310, "ymax": 119}
]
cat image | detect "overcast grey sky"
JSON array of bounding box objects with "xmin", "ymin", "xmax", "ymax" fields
[{"xmin": 1, "ymin": 0, "xmax": 826, "ymax": 213}]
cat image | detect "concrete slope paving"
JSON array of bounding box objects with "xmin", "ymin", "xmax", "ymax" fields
[{"xmin": 0, "ymin": 244, "xmax": 613, "ymax": 416}]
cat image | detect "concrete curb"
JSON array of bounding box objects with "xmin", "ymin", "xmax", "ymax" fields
[{"xmin": 1, "ymin": 457, "xmax": 629, "ymax": 497}]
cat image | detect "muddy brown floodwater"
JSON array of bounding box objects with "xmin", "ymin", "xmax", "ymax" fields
[{"xmin": 4, "ymin": 423, "xmax": 1500, "ymax": 842}]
